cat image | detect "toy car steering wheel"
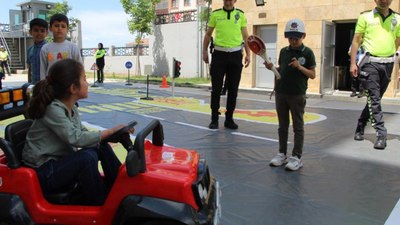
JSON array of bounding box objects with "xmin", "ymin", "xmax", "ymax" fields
[
  {"xmin": 109, "ymin": 121, "xmax": 137, "ymax": 140},
  {"xmin": 102, "ymin": 121, "xmax": 137, "ymax": 150}
]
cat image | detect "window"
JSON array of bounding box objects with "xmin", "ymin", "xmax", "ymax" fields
[
  {"xmin": 171, "ymin": 0, "xmax": 178, "ymax": 8},
  {"xmin": 38, "ymin": 10, "xmax": 49, "ymax": 20},
  {"xmin": 184, "ymin": 0, "xmax": 190, "ymax": 6},
  {"xmin": 156, "ymin": 0, "xmax": 168, "ymax": 10},
  {"xmin": 14, "ymin": 14, "xmax": 19, "ymax": 25}
]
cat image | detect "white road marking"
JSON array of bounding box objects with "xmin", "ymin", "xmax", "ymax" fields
[
  {"xmin": 82, "ymin": 120, "xmax": 279, "ymax": 143},
  {"xmin": 385, "ymin": 198, "xmax": 400, "ymax": 225},
  {"xmin": 175, "ymin": 122, "xmax": 217, "ymax": 131},
  {"xmin": 141, "ymin": 115, "xmax": 165, "ymax": 120},
  {"xmin": 231, "ymin": 132, "xmax": 281, "ymax": 143},
  {"xmin": 82, "ymin": 121, "xmax": 136, "ymax": 139}
]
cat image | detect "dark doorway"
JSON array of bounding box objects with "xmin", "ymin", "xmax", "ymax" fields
[{"xmin": 334, "ymin": 22, "xmax": 356, "ymax": 91}]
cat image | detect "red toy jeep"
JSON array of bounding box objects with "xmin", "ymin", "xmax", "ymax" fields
[{"xmin": 0, "ymin": 85, "xmax": 221, "ymax": 225}]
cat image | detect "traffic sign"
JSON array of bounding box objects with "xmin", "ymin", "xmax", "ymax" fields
[
  {"xmin": 125, "ymin": 61, "xmax": 133, "ymax": 69},
  {"xmin": 90, "ymin": 63, "xmax": 99, "ymax": 71}
]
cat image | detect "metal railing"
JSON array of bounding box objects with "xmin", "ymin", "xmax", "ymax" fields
[
  {"xmin": 1, "ymin": 23, "xmax": 26, "ymax": 38},
  {"xmin": 81, "ymin": 48, "xmax": 110, "ymax": 58},
  {"xmin": 155, "ymin": 10, "xmax": 197, "ymax": 25},
  {"xmin": 0, "ymin": 23, "xmax": 10, "ymax": 33},
  {"xmin": 81, "ymin": 45, "xmax": 149, "ymax": 57},
  {"xmin": 114, "ymin": 46, "xmax": 149, "ymax": 56}
]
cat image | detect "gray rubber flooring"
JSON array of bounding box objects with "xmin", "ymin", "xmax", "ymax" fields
[{"xmin": 77, "ymin": 83, "xmax": 400, "ymax": 225}]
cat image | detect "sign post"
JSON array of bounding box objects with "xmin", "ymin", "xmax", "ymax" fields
[
  {"xmin": 140, "ymin": 65, "xmax": 154, "ymax": 100},
  {"xmin": 90, "ymin": 63, "xmax": 99, "ymax": 87},
  {"xmin": 125, "ymin": 61, "xmax": 133, "ymax": 86}
]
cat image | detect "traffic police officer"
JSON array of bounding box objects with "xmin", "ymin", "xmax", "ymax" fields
[
  {"xmin": 202, "ymin": 0, "xmax": 250, "ymax": 130},
  {"xmin": 350, "ymin": 0, "xmax": 400, "ymax": 150},
  {"xmin": 0, "ymin": 46, "xmax": 11, "ymax": 76},
  {"xmin": 94, "ymin": 43, "xmax": 106, "ymax": 83}
]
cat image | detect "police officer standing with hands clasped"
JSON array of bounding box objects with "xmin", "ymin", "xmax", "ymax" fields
[
  {"xmin": 350, "ymin": 0, "xmax": 400, "ymax": 150},
  {"xmin": 202, "ymin": 0, "xmax": 250, "ymax": 130}
]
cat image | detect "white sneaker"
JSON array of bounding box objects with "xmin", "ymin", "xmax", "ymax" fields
[
  {"xmin": 285, "ymin": 156, "xmax": 303, "ymax": 171},
  {"xmin": 269, "ymin": 153, "xmax": 287, "ymax": 167}
]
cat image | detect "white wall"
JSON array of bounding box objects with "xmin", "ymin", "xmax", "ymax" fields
[
  {"xmin": 83, "ymin": 20, "xmax": 203, "ymax": 78},
  {"xmin": 83, "ymin": 55, "xmax": 153, "ymax": 76},
  {"xmin": 149, "ymin": 21, "xmax": 202, "ymax": 78}
]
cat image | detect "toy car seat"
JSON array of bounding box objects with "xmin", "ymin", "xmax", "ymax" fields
[
  {"xmin": 4, "ymin": 119, "xmax": 33, "ymax": 168},
  {"xmin": 1, "ymin": 119, "xmax": 81, "ymax": 205}
]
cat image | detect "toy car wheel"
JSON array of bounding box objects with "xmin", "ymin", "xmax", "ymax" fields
[{"xmin": 140, "ymin": 220, "xmax": 184, "ymax": 225}]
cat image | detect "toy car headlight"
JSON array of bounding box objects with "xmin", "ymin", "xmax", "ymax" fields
[
  {"xmin": 26, "ymin": 84, "xmax": 34, "ymax": 98},
  {"xmin": 197, "ymin": 182, "xmax": 208, "ymax": 201},
  {"xmin": 192, "ymin": 159, "xmax": 211, "ymax": 209}
]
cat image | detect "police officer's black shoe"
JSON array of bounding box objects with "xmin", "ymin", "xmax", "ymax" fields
[
  {"xmin": 224, "ymin": 120, "xmax": 238, "ymax": 129},
  {"xmin": 209, "ymin": 121, "xmax": 218, "ymax": 129},
  {"xmin": 374, "ymin": 136, "xmax": 387, "ymax": 150},
  {"xmin": 357, "ymin": 90, "xmax": 365, "ymax": 98},
  {"xmin": 354, "ymin": 132, "xmax": 364, "ymax": 141},
  {"xmin": 354, "ymin": 123, "xmax": 365, "ymax": 141},
  {"xmin": 350, "ymin": 92, "xmax": 357, "ymax": 97}
]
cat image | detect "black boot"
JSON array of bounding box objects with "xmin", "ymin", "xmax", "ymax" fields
[
  {"xmin": 374, "ymin": 136, "xmax": 387, "ymax": 150},
  {"xmin": 209, "ymin": 121, "xmax": 218, "ymax": 129},
  {"xmin": 224, "ymin": 120, "xmax": 238, "ymax": 129},
  {"xmin": 354, "ymin": 123, "xmax": 365, "ymax": 141},
  {"xmin": 224, "ymin": 111, "xmax": 238, "ymax": 129},
  {"xmin": 357, "ymin": 90, "xmax": 365, "ymax": 98},
  {"xmin": 209, "ymin": 110, "xmax": 219, "ymax": 129}
]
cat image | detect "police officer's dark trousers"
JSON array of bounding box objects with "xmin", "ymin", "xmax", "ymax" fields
[
  {"xmin": 210, "ymin": 50, "xmax": 243, "ymax": 122},
  {"xmin": 357, "ymin": 62, "xmax": 392, "ymax": 137}
]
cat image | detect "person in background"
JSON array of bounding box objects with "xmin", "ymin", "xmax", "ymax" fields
[
  {"xmin": 0, "ymin": 46, "xmax": 11, "ymax": 76},
  {"xmin": 0, "ymin": 66, "xmax": 5, "ymax": 89},
  {"xmin": 348, "ymin": 45, "xmax": 365, "ymax": 98},
  {"xmin": 27, "ymin": 18, "xmax": 48, "ymax": 84},
  {"xmin": 40, "ymin": 13, "xmax": 82, "ymax": 79},
  {"xmin": 265, "ymin": 18, "xmax": 316, "ymax": 171},
  {"xmin": 94, "ymin": 43, "xmax": 106, "ymax": 83},
  {"xmin": 202, "ymin": 0, "xmax": 250, "ymax": 130},
  {"xmin": 350, "ymin": 0, "xmax": 400, "ymax": 150}
]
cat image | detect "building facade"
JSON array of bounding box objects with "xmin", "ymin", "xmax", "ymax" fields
[
  {"xmin": 3, "ymin": 0, "xmax": 400, "ymax": 97},
  {"xmin": 148, "ymin": 0, "xmax": 208, "ymax": 78},
  {"xmin": 0, "ymin": 1, "xmax": 55, "ymax": 72},
  {"xmin": 211, "ymin": 0, "xmax": 400, "ymax": 97},
  {"xmin": 0, "ymin": 0, "xmax": 84, "ymax": 72}
]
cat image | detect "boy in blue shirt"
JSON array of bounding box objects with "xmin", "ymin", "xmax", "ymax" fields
[{"xmin": 27, "ymin": 18, "xmax": 48, "ymax": 84}]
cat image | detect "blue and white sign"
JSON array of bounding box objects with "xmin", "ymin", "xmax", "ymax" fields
[{"xmin": 125, "ymin": 61, "xmax": 133, "ymax": 69}]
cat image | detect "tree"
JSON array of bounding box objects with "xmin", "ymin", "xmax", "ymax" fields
[
  {"xmin": 199, "ymin": 0, "xmax": 212, "ymax": 31},
  {"xmin": 47, "ymin": 0, "xmax": 80, "ymax": 43},
  {"xmin": 120, "ymin": 0, "xmax": 160, "ymax": 76},
  {"xmin": 199, "ymin": 0, "xmax": 212, "ymax": 78}
]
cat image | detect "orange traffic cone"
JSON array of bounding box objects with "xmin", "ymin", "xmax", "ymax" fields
[{"xmin": 160, "ymin": 75, "xmax": 169, "ymax": 88}]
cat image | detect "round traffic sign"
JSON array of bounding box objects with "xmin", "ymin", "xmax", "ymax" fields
[{"xmin": 125, "ymin": 61, "xmax": 133, "ymax": 69}]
